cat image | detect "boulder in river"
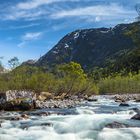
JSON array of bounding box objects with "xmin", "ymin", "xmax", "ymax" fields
[
  {"xmin": 105, "ymin": 121, "xmax": 129, "ymax": 128},
  {"xmin": 119, "ymin": 103, "xmax": 129, "ymax": 107},
  {"xmin": 41, "ymin": 122, "xmax": 53, "ymax": 127},
  {"xmin": 84, "ymin": 96, "xmax": 98, "ymax": 102},
  {"xmin": 135, "ymin": 99, "xmax": 140, "ymax": 102},
  {"xmin": 131, "ymin": 114, "xmax": 140, "ymax": 120},
  {"xmin": 21, "ymin": 114, "xmax": 30, "ymax": 119}
]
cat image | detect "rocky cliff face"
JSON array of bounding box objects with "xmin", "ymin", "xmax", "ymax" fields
[{"xmin": 36, "ymin": 21, "xmax": 140, "ymax": 70}]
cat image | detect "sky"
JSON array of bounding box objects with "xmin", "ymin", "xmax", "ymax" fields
[{"xmin": 0, "ymin": 0, "xmax": 139, "ymax": 67}]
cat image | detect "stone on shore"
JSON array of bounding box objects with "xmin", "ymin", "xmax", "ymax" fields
[
  {"xmin": 1, "ymin": 99, "xmax": 34, "ymax": 111},
  {"xmin": 38, "ymin": 92, "xmax": 53, "ymax": 101},
  {"xmin": 35, "ymin": 99, "xmax": 80, "ymax": 109},
  {"xmin": 114, "ymin": 94, "xmax": 140, "ymax": 102},
  {"xmin": 0, "ymin": 90, "xmax": 36, "ymax": 111}
]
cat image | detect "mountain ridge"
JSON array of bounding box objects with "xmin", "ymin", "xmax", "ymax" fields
[{"xmin": 35, "ymin": 21, "xmax": 140, "ymax": 71}]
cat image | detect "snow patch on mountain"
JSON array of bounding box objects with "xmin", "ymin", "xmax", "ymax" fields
[{"xmin": 64, "ymin": 44, "xmax": 69, "ymax": 48}]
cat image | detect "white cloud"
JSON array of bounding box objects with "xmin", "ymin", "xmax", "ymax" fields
[
  {"xmin": 4, "ymin": 9, "xmax": 46, "ymax": 21},
  {"xmin": 22, "ymin": 32, "xmax": 43, "ymax": 41},
  {"xmin": 0, "ymin": 0, "xmax": 137, "ymax": 29},
  {"xmin": 50, "ymin": 3, "xmax": 136, "ymax": 19},
  {"xmin": 18, "ymin": 32, "xmax": 43, "ymax": 48},
  {"xmin": 16, "ymin": 0, "xmax": 80, "ymax": 10},
  {"xmin": 1, "ymin": 0, "xmax": 83, "ymax": 21},
  {"xmin": 8, "ymin": 23, "xmax": 40, "ymax": 30},
  {"xmin": 17, "ymin": 41, "xmax": 26, "ymax": 48},
  {"xmin": 17, "ymin": 0, "xmax": 56, "ymax": 10}
]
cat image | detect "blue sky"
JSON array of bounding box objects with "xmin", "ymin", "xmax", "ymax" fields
[{"xmin": 0, "ymin": 0, "xmax": 139, "ymax": 67}]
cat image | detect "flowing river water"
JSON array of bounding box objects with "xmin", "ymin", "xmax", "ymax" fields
[{"xmin": 0, "ymin": 96, "xmax": 140, "ymax": 140}]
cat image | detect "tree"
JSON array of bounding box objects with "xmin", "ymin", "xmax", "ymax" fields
[
  {"xmin": 0, "ymin": 57, "xmax": 4, "ymax": 73},
  {"xmin": 55, "ymin": 62, "xmax": 87, "ymax": 95},
  {"xmin": 8, "ymin": 57, "xmax": 20, "ymax": 70}
]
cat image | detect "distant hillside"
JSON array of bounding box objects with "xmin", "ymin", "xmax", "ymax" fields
[{"xmin": 36, "ymin": 21, "xmax": 140, "ymax": 71}]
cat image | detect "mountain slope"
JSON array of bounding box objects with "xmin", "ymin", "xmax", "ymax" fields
[{"xmin": 36, "ymin": 21, "xmax": 140, "ymax": 70}]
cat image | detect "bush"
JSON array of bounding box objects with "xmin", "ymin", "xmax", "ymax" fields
[{"xmin": 98, "ymin": 73, "xmax": 140, "ymax": 94}]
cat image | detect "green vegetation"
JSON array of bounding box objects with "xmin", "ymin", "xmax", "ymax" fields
[
  {"xmin": 98, "ymin": 73, "xmax": 140, "ymax": 94},
  {"xmin": 0, "ymin": 59, "xmax": 139, "ymax": 96},
  {"xmin": 0, "ymin": 62, "xmax": 99, "ymax": 96}
]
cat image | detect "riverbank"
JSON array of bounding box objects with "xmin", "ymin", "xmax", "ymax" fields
[{"xmin": 0, "ymin": 91, "xmax": 140, "ymax": 111}]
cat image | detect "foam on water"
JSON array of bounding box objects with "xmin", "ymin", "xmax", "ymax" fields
[
  {"xmin": 0, "ymin": 97, "xmax": 140, "ymax": 140},
  {"xmin": 98, "ymin": 128, "xmax": 140, "ymax": 140}
]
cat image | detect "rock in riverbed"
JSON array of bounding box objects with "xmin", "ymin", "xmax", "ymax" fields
[
  {"xmin": 11, "ymin": 114, "xmax": 30, "ymax": 121},
  {"xmin": 105, "ymin": 121, "xmax": 129, "ymax": 128},
  {"xmin": 0, "ymin": 100, "xmax": 34, "ymax": 111},
  {"xmin": 119, "ymin": 103, "xmax": 129, "ymax": 107},
  {"xmin": 41, "ymin": 122, "xmax": 53, "ymax": 127},
  {"xmin": 131, "ymin": 113, "xmax": 140, "ymax": 120}
]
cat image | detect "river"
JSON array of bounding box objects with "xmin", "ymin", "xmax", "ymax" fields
[{"xmin": 0, "ymin": 96, "xmax": 140, "ymax": 140}]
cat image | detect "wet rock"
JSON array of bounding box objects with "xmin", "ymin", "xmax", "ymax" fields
[
  {"xmin": 0, "ymin": 100, "xmax": 34, "ymax": 111},
  {"xmin": 135, "ymin": 99, "xmax": 140, "ymax": 102},
  {"xmin": 20, "ymin": 125, "xmax": 29, "ymax": 130},
  {"xmin": 31, "ymin": 112, "xmax": 50, "ymax": 116},
  {"xmin": 84, "ymin": 96, "xmax": 97, "ymax": 102},
  {"xmin": 87, "ymin": 98, "xmax": 98, "ymax": 102},
  {"xmin": 132, "ymin": 108, "xmax": 140, "ymax": 114},
  {"xmin": 0, "ymin": 120, "xmax": 3, "ymax": 127},
  {"xmin": 10, "ymin": 114, "xmax": 29, "ymax": 121},
  {"xmin": 115, "ymin": 99, "xmax": 125, "ymax": 103},
  {"xmin": 119, "ymin": 103, "xmax": 129, "ymax": 107},
  {"xmin": 41, "ymin": 122, "xmax": 53, "ymax": 127},
  {"xmin": 21, "ymin": 114, "xmax": 29, "ymax": 119},
  {"xmin": 105, "ymin": 121, "xmax": 129, "ymax": 128},
  {"xmin": 131, "ymin": 114, "xmax": 140, "ymax": 120},
  {"xmin": 11, "ymin": 116, "xmax": 22, "ymax": 121}
]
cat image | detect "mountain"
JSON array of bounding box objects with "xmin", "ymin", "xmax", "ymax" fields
[{"xmin": 36, "ymin": 21, "xmax": 140, "ymax": 71}]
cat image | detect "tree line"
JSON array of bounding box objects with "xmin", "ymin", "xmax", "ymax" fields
[{"xmin": 0, "ymin": 58, "xmax": 139, "ymax": 95}]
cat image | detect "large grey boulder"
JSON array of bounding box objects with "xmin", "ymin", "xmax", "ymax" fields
[
  {"xmin": 0, "ymin": 90, "xmax": 36, "ymax": 111},
  {"xmin": 5, "ymin": 90, "xmax": 36, "ymax": 101}
]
